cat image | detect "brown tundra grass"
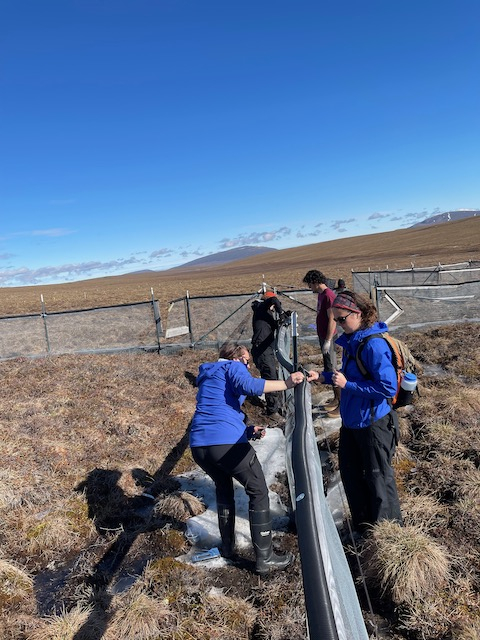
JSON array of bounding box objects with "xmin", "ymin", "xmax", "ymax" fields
[{"xmin": 0, "ymin": 291, "xmax": 478, "ymax": 640}]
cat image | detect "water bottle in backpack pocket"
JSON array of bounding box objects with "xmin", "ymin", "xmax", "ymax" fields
[{"xmin": 395, "ymin": 372, "xmax": 417, "ymax": 408}]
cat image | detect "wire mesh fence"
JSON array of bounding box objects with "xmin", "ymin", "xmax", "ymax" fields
[
  {"xmin": 0, "ymin": 269, "xmax": 478, "ymax": 360},
  {"xmin": 0, "ymin": 300, "xmax": 161, "ymax": 360},
  {"xmin": 164, "ymin": 289, "xmax": 320, "ymax": 348},
  {"xmin": 352, "ymin": 260, "xmax": 480, "ymax": 293},
  {"xmin": 374, "ymin": 280, "xmax": 480, "ymax": 328}
]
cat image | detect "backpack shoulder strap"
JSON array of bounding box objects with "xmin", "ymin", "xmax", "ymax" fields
[{"xmin": 355, "ymin": 332, "xmax": 386, "ymax": 378}]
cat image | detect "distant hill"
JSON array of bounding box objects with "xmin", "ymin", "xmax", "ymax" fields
[
  {"xmin": 412, "ymin": 209, "xmax": 479, "ymax": 227},
  {"xmin": 170, "ymin": 245, "xmax": 277, "ymax": 270}
]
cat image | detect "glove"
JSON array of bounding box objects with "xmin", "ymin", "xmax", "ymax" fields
[{"xmin": 322, "ymin": 339, "xmax": 331, "ymax": 355}]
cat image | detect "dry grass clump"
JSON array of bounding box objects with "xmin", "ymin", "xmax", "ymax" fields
[
  {"xmin": 0, "ymin": 559, "xmax": 33, "ymax": 606},
  {"xmin": 112, "ymin": 559, "xmax": 258, "ymax": 640},
  {"xmin": 249, "ymin": 569, "xmax": 307, "ymax": 640},
  {"xmin": 400, "ymin": 493, "xmax": 449, "ymax": 532},
  {"xmin": 364, "ymin": 520, "xmax": 450, "ymax": 606},
  {"xmin": 398, "ymin": 576, "xmax": 480, "ymax": 640},
  {"xmin": 155, "ymin": 491, "xmax": 205, "ymax": 522},
  {"xmin": 105, "ymin": 592, "xmax": 172, "ymax": 640},
  {"xmin": 27, "ymin": 604, "xmax": 96, "ymax": 640}
]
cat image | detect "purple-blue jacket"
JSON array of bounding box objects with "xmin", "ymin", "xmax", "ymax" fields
[{"xmin": 190, "ymin": 359, "xmax": 266, "ymax": 447}]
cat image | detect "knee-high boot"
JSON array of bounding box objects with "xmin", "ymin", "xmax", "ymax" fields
[
  {"xmin": 249, "ymin": 509, "xmax": 294, "ymax": 575},
  {"xmin": 217, "ymin": 503, "xmax": 236, "ymax": 558}
]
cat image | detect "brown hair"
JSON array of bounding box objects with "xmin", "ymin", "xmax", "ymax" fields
[
  {"xmin": 339, "ymin": 290, "xmax": 378, "ymax": 328},
  {"xmin": 219, "ymin": 342, "xmax": 248, "ymax": 360}
]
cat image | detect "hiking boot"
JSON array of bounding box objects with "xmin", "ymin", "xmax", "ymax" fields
[
  {"xmin": 322, "ymin": 397, "xmax": 337, "ymax": 411},
  {"xmin": 323, "ymin": 386, "xmax": 341, "ymax": 412},
  {"xmin": 324, "ymin": 401, "xmax": 339, "ymax": 413},
  {"xmin": 325, "ymin": 406, "xmax": 341, "ymax": 419}
]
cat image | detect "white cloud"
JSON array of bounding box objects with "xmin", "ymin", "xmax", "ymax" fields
[{"xmin": 218, "ymin": 227, "xmax": 292, "ymax": 249}]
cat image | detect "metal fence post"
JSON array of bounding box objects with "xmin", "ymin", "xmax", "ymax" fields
[
  {"xmin": 151, "ymin": 288, "xmax": 162, "ymax": 351},
  {"xmin": 41, "ymin": 295, "xmax": 51, "ymax": 353},
  {"xmin": 185, "ymin": 291, "xmax": 194, "ymax": 346}
]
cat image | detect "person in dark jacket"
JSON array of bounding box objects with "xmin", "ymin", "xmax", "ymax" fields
[
  {"xmin": 307, "ymin": 291, "xmax": 402, "ymax": 536},
  {"xmin": 190, "ymin": 341, "xmax": 304, "ymax": 574},
  {"xmin": 251, "ymin": 291, "xmax": 286, "ymax": 423}
]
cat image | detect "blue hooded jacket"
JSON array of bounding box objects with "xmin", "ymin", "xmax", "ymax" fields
[
  {"xmin": 322, "ymin": 322, "xmax": 397, "ymax": 429},
  {"xmin": 189, "ymin": 359, "xmax": 266, "ymax": 447}
]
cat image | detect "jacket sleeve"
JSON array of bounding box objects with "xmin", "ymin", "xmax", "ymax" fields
[
  {"xmin": 271, "ymin": 297, "xmax": 283, "ymax": 314},
  {"xmin": 344, "ymin": 338, "xmax": 397, "ymax": 399},
  {"xmin": 228, "ymin": 362, "xmax": 266, "ymax": 397}
]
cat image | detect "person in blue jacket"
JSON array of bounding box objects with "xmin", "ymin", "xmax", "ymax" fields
[
  {"xmin": 190, "ymin": 341, "xmax": 304, "ymax": 574},
  {"xmin": 307, "ymin": 291, "xmax": 402, "ymax": 536}
]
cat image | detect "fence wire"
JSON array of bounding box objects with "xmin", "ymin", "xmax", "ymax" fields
[
  {"xmin": 0, "ymin": 301, "xmax": 161, "ymax": 360},
  {"xmin": 353, "ymin": 261, "xmax": 480, "ymax": 293},
  {"xmin": 374, "ymin": 280, "xmax": 480, "ymax": 328},
  {"xmin": 164, "ymin": 289, "xmax": 319, "ymax": 347},
  {"xmin": 1, "ymin": 271, "xmax": 478, "ymax": 360}
]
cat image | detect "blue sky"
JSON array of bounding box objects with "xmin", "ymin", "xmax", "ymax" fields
[{"xmin": 1, "ymin": 0, "xmax": 479, "ymax": 287}]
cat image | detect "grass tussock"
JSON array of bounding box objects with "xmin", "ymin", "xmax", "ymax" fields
[
  {"xmin": 0, "ymin": 559, "xmax": 33, "ymax": 606},
  {"xmin": 398, "ymin": 576, "xmax": 480, "ymax": 640},
  {"xmin": 105, "ymin": 592, "xmax": 172, "ymax": 640},
  {"xmin": 119, "ymin": 560, "xmax": 258, "ymax": 640},
  {"xmin": 155, "ymin": 491, "xmax": 205, "ymax": 521},
  {"xmin": 364, "ymin": 521, "xmax": 450, "ymax": 605},
  {"xmin": 399, "ymin": 493, "xmax": 449, "ymax": 532},
  {"xmin": 27, "ymin": 604, "xmax": 95, "ymax": 640}
]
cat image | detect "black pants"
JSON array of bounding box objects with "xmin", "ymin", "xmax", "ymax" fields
[
  {"xmin": 338, "ymin": 412, "xmax": 402, "ymax": 532},
  {"xmin": 252, "ymin": 345, "xmax": 282, "ymax": 415},
  {"xmin": 191, "ymin": 443, "xmax": 269, "ymax": 512}
]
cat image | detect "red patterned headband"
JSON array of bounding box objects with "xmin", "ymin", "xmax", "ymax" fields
[{"xmin": 333, "ymin": 293, "xmax": 361, "ymax": 313}]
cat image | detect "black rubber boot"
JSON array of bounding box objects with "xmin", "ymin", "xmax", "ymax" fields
[
  {"xmin": 249, "ymin": 509, "xmax": 294, "ymax": 575},
  {"xmin": 217, "ymin": 503, "xmax": 236, "ymax": 558}
]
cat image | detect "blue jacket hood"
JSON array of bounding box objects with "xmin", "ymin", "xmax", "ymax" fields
[{"xmin": 196, "ymin": 360, "xmax": 229, "ymax": 385}]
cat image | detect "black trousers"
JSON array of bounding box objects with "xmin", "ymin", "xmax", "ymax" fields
[
  {"xmin": 252, "ymin": 345, "xmax": 282, "ymax": 415},
  {"xmin": 191, "ymin": 443, "xmax": 269, "ymax": 512},
  {"xmin": 338, "ymin": 411, "xmax": 402, "ymax": 532}
]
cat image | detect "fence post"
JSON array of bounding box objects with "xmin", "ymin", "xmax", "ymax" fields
[
  {"xmin": 151, "ymin": 288, "xmax": 162, "ymax": 352},
  {"xmin": 185, "ymin": 291, "xmax": 194, "ymax": 346},
  {"xmin": 40, "ymin": 295, "xmax": 51, "ymax": 353}
]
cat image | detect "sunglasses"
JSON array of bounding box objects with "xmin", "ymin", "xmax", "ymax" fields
[{"xmin": 334, "ymin": 311, "xmax": 354, "ymax": 324}]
